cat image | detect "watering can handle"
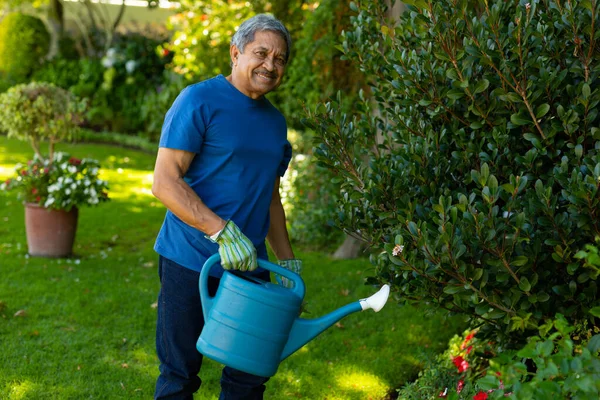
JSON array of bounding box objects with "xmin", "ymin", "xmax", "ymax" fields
[{"xmin": 199, "ymin": 254, "xmax": 306, "ymax": 320}]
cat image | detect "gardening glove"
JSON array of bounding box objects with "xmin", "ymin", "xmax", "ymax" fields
[
  {"xmin": 276, "ymin": 259, "xmax": 303, "ymax": 288},
  {"xmin": 208, "ymin": 220, "xmax": 258, "ymax": 272}
]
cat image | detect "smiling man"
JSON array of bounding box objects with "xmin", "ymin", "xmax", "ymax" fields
[{"xmin": 151, "ymin": 14, "xmax": 302, "ymax": 400}]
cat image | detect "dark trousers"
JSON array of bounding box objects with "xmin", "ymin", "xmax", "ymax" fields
[{"xmin": 154, "ymin": 256, "xmax": 270, "ymax": 400}]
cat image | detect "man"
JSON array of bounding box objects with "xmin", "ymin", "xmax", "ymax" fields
[{"xmin": 151, "ymin": 14, "xmax": 302, "ymax": 400}]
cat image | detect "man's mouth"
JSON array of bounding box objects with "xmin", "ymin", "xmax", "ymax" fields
[{"xmin": 255, "ymin": 71, "xmax": 277, "ymax": 81}]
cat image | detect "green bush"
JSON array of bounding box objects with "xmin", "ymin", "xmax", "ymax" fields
[
  {"xmin": 479, "ymin": 314, "xmax": 600, "ymax": 400},
  {"xmin": 0, "ymin": 82, "xmax": 86, "ymax": 159},
  {"xmin": 269, "ymin": 0, "xmax": 364, "ymax": 130},
  {"xmin": 304, "ymin": 0, "xmax": 600, "ymax": 343},
  {"xmin": 397, "ymin": 315, "xmax": 600, "ymax": 400},
  {"xmin": 0, "ymin": 13, "xmax": 50, "ymax": 85},
  {"xmin": 285, "ymin": 150, "xmax": 344, "ymax": 251}
]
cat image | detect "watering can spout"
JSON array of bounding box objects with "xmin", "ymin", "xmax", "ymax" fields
[{"xmin": 280, "ymin": 284, "xmax": 390, "ymax": 360}]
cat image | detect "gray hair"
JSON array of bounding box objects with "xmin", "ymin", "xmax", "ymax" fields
[{"xmin": 231, "ymin": 14, "xmax": 292, "ymax": 65}]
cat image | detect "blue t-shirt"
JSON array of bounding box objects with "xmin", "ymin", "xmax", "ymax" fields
[{"xmin": 154, "ymin": 75, "xmax": 292, "ymax": 277}]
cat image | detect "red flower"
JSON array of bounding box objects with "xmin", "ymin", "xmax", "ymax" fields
[
  {"xmin": 68, "ymin": 157, "xmax": 81, "ymax": 166},
  {"xmin": 162, "ymin": 48, "xmax": 170, "ymax": 56},
  {"xmin": 452, "ymin": 355, "xmax": 469, "ymax": 373},
  {"xmin": 438, "ymin": 388, "xmax": 448, "ymax": 398},
  {"xmin": 36, "ymin": 196, "xmax": 41, "ymax": 202},
  {"xmin": 461, "ymin": 331, "xmax": 476, "ymax": 349},
  {"xmin": 44, "ymin": 167, "xmax": 49, "ymax": 174},
  {"xmin": 31, "ymin": 188, "xmax": 38, "ymax": 194},
  {"xmin": 473, "ymin": 392, "xmax": 488, "ymax": 400},
  {"xmin": 20, "ymin": 170, "xmax": 27, "ymax": 176},
  {"xmin": 4, "ymin": 179, "xmax": 10, "ymax": 185},
  {"xmin": 457, "ymin": 380, "xmax": 464, "ymax": 394},
  {"xmin": 465, "ymin": 345, "xmax": 473, "ymax": 354}
]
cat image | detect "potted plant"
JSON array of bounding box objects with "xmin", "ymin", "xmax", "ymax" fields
[{"xmin": 0, "ymin": 82, "xmax": 109, "ymax": 257}]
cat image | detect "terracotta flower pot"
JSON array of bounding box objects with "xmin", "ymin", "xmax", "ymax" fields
[{"xmin": 24, "ymin": 203, "xmax": 78, "ymax": 258}]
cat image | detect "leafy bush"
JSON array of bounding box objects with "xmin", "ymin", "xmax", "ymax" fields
[
  {"xmin": 270, "ymin": 0, "xmax": 364, "ymax": 130},
  {"xmin": 166, "ymin": 0, "xmax": 258, "ymax": 80},
  {"xmin": 398, "ymin": 315, "xmax": 600, "ymax": 400},
  {"xmin": 0, "ymin": 13, "xmax": 50, "ymax": 85},
  {"xmin": 478, "ymin": 314, "xmax": 600, "ymax": 400},
  {"xmin": 285, "ymin": 151, "xmax": 344, "ymax": 251},
  {"xmin": 138, "ymin": 70, "xmax": 189, "ymax": 142},
  {"xmin": 304, "ymin": 0, "xmax": 600, "ymax": 343},
  {"xmin": 32, "ymin": 58, "xmax": 85, "ymax": 90},
  {"xmin": 0, "ymin": 82, "xmax": 86, "ymax": 159}
]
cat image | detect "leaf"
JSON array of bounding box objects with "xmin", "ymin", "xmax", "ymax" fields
[
  {"xmin": 519, "ymin": 277, "xmax": 531, "ymax": 292},
  {"xmin": 582, "ymin": 83, "xmax": 591, "ymax": 99},
  {"xmin": 447, "ymin": 89, "xmax": 465, "ymax": 100},
  {"xmin": 511, "ymin": 113, "xmax": 531, "ymax": 126},
  {"xmin": 587, "ymin": 334, "xmax": 600, "ymax": 353},
  {"xmin": 474, "ymin": 79, "xmax": 490, "ymax": 94},
  {"xmin": 443, "ymin": 285, "xmax": 464, "ymax": 294},
  {"xmin": 535, "ymin": 104, "xmax": 550, "ymax": 118},
  {"xmin": 589, "ymin": 306, "xmax": 600, "ymax": 317},
  {"xmin": 511, "ymin": 256, "xmax": 528, "ymax": 267}
]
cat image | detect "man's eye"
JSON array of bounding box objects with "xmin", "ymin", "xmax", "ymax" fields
[{"xmin": 256, "ymin": 52, "xmax": 266, "ymax": 57}]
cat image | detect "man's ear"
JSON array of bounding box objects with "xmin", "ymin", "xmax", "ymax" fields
[{"xmin": 230, "ymin": 45, "xmax": 240, "ymax": 65}]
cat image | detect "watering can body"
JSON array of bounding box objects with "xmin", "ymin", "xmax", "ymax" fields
[{"xmin": 196, "ymin": 254, "xmax": 390, "ymax": 377}]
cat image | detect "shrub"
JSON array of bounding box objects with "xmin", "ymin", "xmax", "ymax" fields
[
  {"xmin": 0, "ymin": 82, "xmax": 86, "ymax": 159},
  {"xmin": 285, "ymin": 151, "xmax": 344, "ymax": 251},
  {"xmin": 0, "ymin": 13, "xmax": 50, "ymax": 84},
  {"xmin": 304, "ymin": 0, "xmax": 600, "ymax": 343},
  {"xmin": 479, "ymin": 314, "xmax": 600, "ymax": 400},
  {"xmin": 398, "ymin": 315, "xmax": 600, "ymax": 399}
]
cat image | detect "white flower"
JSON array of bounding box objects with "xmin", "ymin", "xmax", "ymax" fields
[
  {"xmin": 44, "ymin": 198, "xmax": 55, "ymax": 207},
  {"xmin": 48, "ymin": 184, "xmax": 60, "ymax": 193},
  {"xmin": 90, "ymin": 188, "xmax": 97, "ymax": 197},
  {"xmin": 68, "ymin": 165, "xmax": 77, "ymax": 174},
  {"xmin": 392, "ymin": 244, "xmax": 404, "ymax": 256},
  {"xmin": 64, "ymin": 178, "xmax": 73, "ymax": 184},
  {"xmin": 84, "ymin": 179, "xmax": 91, "ymax": 186},
  {"xmin": 65, "ymin": 189, "xmax": 71, "ymax": 195},
  {"xmin": 101, "ymin": 57, "xmax": 113, "ymax": 68},
  {"xmin": 106, "ymin": 48, "xmax": 117, "ymax": 58},
  {"xmin": 125, "ymin": 60, "xmax": 137, "ymax": 74},
  {"xmin": 71, "ymin": 183, "xmax": 77, "ymax": 190}
]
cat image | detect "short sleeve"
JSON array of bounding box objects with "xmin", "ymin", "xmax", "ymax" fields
[
  {"xmin": 277, "ymin": 140, "xmax": 292, "ymax": 177},
  {"xmin": 159, "ymin": 86, "xmax": 207, "ymax": 153}
]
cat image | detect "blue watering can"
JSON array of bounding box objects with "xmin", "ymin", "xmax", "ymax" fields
[{"xmin": 196, "ymin": 254, "xmax": 390, "ymax": 377}]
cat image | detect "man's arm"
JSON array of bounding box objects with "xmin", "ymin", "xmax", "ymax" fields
[
  {"xmin": 152, "ymin": 147, "xmax": 225, "ymax": 236},
  {"xmin": 266, "ymin": 177, "xmax": 295, "ymax": 260}
]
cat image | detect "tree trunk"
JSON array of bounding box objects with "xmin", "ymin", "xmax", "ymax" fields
[
  {"xmin": 332, "ymin": 235, "xmax": 363, "ymax": 259},
  {"xmin": 46, "ymin": 0, "xmax": 64, "ymax": 59}
]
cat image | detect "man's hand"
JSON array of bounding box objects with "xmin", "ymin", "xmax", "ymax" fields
[
  {"xmin": 210, "ymin": 220, "xmax": 257, "ymax": 271},
  {"xmin": 277, "ymin": 259, "xmax": 302, "ymax": 288}
]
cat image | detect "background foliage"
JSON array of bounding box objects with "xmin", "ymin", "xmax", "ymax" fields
[
  {"xmin": 306, "ymin": 0, "xmax": 600, "ymax": 345},
  {"xmin": 0, "ymin": 12, "xmax": 50, "ymax": 89}
]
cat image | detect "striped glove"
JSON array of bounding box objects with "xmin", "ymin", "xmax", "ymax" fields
[
  {"xmin": 209, "ymin": 220, "xmax": 257, "ymax": 271},
  {"xmin": 277, "ymin": 259, "xmax": 302, "ymax": 288}
]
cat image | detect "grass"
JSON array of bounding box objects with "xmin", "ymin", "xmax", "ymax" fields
[{"xmin": 0, "ymin": 135, "xmax": 463, "ymax": 399}]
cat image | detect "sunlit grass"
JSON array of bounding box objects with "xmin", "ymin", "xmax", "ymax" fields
[{"xmin": 0, "ymin": 135, "xmax": 464, "ymax": 399}]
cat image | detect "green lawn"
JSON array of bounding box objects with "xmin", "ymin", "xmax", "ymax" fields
[{"xmin": 0, "ymin": 135, "xmax": 462, "ymax": 399}]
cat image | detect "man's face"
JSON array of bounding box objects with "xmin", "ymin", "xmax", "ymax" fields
[{"xmin": 230, "ymin": 30, "xmax": 287, "ymax": 99}]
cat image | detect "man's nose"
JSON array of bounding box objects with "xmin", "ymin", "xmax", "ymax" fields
[{"xmin": 263, "ymin": 57, "xmax": 275, "ymax": 71}]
